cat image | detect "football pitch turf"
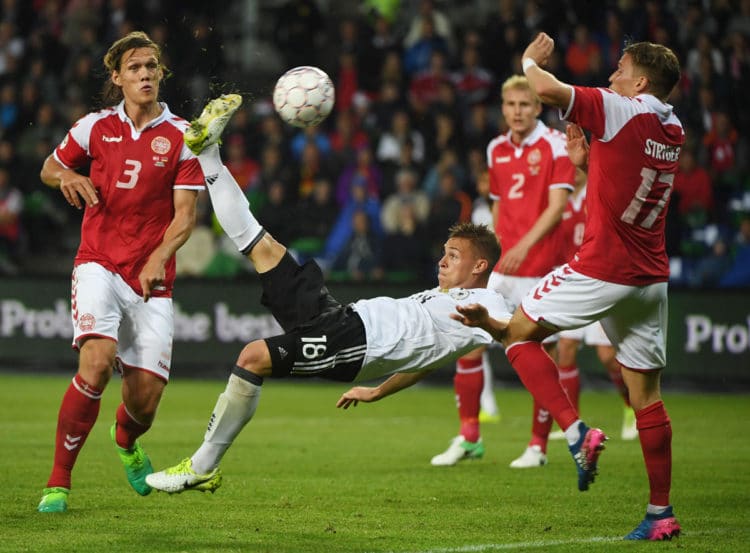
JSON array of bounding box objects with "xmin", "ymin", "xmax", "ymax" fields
[{"xmin": 1, "ymin": 372, "xmax": 748, "ymax": 553}]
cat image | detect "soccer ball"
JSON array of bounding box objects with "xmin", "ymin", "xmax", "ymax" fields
[{"xmin": 272, "ymin": 66, "xmax": 335, "ymax": 128}]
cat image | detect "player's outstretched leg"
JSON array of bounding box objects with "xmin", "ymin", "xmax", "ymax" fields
[
  {"xmin": 625, "ymin": 506, "xmax": 681, "ymax": 541},
  {"xmin": 110, "ymin": 423, "xmax": 153, "ymax": 496},
  {"xmin": 566, "ymin": 421, "xmax": 607, "ymax": 491},
  {"xmin": 184, "ymin": 94, "xmax": 243, "ymax": 155},
  {"xmin": 147, "ymin": 366, "xmax": 262, "ymax": 493}
]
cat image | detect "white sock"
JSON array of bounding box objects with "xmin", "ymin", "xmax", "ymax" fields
[
  {"xmin": 479, "ymin": 350, "xmax": 498, "ymax": 415},
  {"xmin": 647, "ymin": 504, "xmax": 670, "ymax": 516},
  {"xmin": 564, "ymin": 419, "xmax": 583, "ymax": 446},
  {"xmin": 191, "ymin": 373, "xmax": 261, "ymax": 474},
  {"xmin": 197, "ymin": 144, "xmax": 263, "ymax": 253}
]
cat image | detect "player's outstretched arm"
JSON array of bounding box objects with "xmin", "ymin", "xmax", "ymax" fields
[
  {"xmin": 336, "ymin": 371, "xmax": 432, "ymax": 409},
  {"xmin": 450, "ymin": 303, "xmax": 509, "ymax": 343}
]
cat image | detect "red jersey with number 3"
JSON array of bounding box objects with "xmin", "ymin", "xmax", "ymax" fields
[
  {"xmin": 54, "ymin": 102, "xmax": 204, "ymax": 297},
  {"xmin": 487, "ymin": 121, "xmax": 575, "ymax": 277},
  {"xmin": 563, "ymin": 87, "xmax": 684, "ymax": 285}
]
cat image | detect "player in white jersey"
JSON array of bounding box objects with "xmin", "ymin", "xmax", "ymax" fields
[
  {"xmin": 453, "ymin": 34, "xmax": 683, "ymax": 540},
  {"xmin": 37, "ymin": 32, "xmax": 204, "ymax": 514},
  {"xmin": 144, "ymin": 95, "xmax": 512, "ymax": 494}
]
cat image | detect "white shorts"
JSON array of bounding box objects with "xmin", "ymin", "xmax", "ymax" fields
[
  {"xmin": 489, "ymin": 272, "xmax": 558, "ymax": 344},
  {"xmin": 558, "ymin": 321, "xmax": 612, "ymax": 346},
  {"xmin": 71, "ymin": 262, "xmax": 174, "ymax": 381},
  {"xmin": 520, "ymin": 264, "xmax": 667, "ymax": 370}
]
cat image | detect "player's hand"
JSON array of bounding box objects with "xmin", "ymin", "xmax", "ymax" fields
[
  {"xmin": 497, "ymin": 243, "xmax": 528, "ymax": 275},
  {"xmin": 58, "ymin": 172, "xmax": 99, "ymax": 210},
  {"xmin": 336, "ymin": 386, "xmax": 379, "ymax": 409},
  {"xmin": 450, "ymin": 303, "xmax": 490, "ymax": 328},
  {"xmin": 522, "ymin": 32, "xmax": 555, "ymax": 66},
  {"xmin": 566, "ymin": 124, "xmax": 589, "ymax": 168},
  {"xmin": 138, "ymin": 257, "xmax": 166, "ymax": 302}
]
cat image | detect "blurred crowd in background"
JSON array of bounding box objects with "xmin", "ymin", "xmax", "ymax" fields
[{"xmin": 0, "ymin": 0, "xmax": 748, "ymax": 287}]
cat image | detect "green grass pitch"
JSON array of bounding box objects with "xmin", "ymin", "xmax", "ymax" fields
[{"xmin": 1, "ymin": 372, "xmax": 748, "ymax": 553}]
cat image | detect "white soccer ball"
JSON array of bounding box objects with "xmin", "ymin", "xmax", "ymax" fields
[{"xmin": 272, "ymin": 66, "xmax": 335, "ymax": 128}]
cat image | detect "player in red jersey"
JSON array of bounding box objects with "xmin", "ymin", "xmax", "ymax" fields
[
  {"xmin": 430, "ymin": 75, "xmax": 574, "ymax": 467},
  {"xmin": 553, "ymin": 169, "xmax": 638, "ymax": 443},
  {"xmin": 453, "ymin": 34, "xmax": 683, "ymax": 540},
  {"xmin": 37, "ymin": 31, "xmax": 204, "ymax": 513}
]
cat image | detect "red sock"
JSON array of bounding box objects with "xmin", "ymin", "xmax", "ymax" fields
[
  {"xmin": 46, "ymin": 374, "xmax": 103, "ymax": 489},
  {"xmin": 454, "ymin": 356, "xmax": 483, "ymax": 443},
  {"xmin": 115, "ymin": 403, "xmax": 151, "ymax": 450},
  {"xmin": 636, "ymin": 400, "xmax": 672, "ymax": 506},
  {"xmin": 506, "ymin": 342, "xmax": 578, "ymax": 430},
  {"xmin": 607, "ymin": 365, "xmax": 631, "ymax": 406},
  {"xmin": 558, "ymin": 363, "xmax": 580, "ymax": 410},
  {"xmin": 529, "ymin": 399, "xmax": 552, "ymax": 452}
]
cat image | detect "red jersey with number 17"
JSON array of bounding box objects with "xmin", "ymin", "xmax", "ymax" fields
[
  {"xmin": 487, "ymin": 121, "xmax": 575, "ymax": 277},
  {"xmin": 563, "ymin": 87, "xmax": 684, "ymax": 285},
  {"xmin": 54, "ymin": 102, "xmax": 205, "ymax": 297}
]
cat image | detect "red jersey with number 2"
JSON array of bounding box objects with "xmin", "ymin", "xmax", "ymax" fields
[
  {"xmin": 563, "ymin": 87, "xmax": 684, "ymax": 285},
  {"xmin": 487, "ymin": 121, "xmax": 575, "ymax": 277},
  {"xmin": 54, "ymin": 102, "xmax": 204, "ymax": 297}
]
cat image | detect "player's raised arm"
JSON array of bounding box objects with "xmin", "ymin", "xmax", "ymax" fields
[{"xmin": 521, "ymin": 32, "xmax": 573, "ymax": 110}]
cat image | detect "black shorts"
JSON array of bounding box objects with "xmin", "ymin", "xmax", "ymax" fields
[{"xmin": 260, "ymin": 253, "xmax": 366, "ymax": 382}]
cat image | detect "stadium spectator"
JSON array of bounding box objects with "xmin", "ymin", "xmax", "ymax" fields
[
  {"xmin": 376, "ymin": 108, "xmax": 426, "ymax": 166},
  {"xmin": 720, "ymin": 213, "xmax": 750, "ymax": 287},
  {"xmin": 328, "ymin": 109, "xmax": 370, "ymax": 174},
  {"xmin": 331, "ymin": 208, "xmax": 384, "ymax": 281},
  {"xmin": 452, "ymin": 44, "xmax": 495, "ymax": 109},
  {"xmin": 455, "ymin": 33, "xmax": 683, "ymax": 540},
  {"xmin": 322, "ymin": 177, "xmax": 382, "ymax": 271},
  {"xmin": 224, "ymin": 135, "xmax": 260, "ymax": 192},
  {"xmin": 402, "ymin": 14, "xmax": 450, "ymax": 76},
  {"xmin": 382, "ymin": 202, "xmax": 432, "ymax": 279},
  {"xmin": 565, "ymin": 24, "xmax": 601, "ymax": 79},
  {"xmin": 36, "ymin": 31, "xmax": 205, "ymax": 514},
  {"xmin": 335, "ymin": 145, "xmax": 382, "ymax": 208},
  {"xmin": 0, "ymin": 166, "xmax": 23, "ymax": 274},
  {"xmin": 673, "ymin": 147, "xmax": 714, "ymax": 216},
  {"xmin": 380, "ymin": 167, "xmax": 430, "ymax": 234},
  {"xmin": 290, "ymin": 177, "xmax": 339, "ymax": 260}
]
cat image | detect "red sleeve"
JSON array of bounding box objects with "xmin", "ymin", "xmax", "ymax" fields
[
  {"xmin": 174, "ymin": 157, "xmax": 205, "ymax": 188},
  {"xmin": 550, "ymin": 151, "xmax": 576, "ymax": 190},
  {"xmin": 566, "ymin": 86, "xmax": 607, "ymax": 139},
  {"xmin": 55, "ymin": 130, "xmax": 90, "ymax": 169}
]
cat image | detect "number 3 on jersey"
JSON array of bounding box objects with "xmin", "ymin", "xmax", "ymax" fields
[{"xmin": 115, "ymin": 159, "xmax": 142, "ymax": 189}]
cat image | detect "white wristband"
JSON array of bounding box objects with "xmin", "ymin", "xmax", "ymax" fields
[{"xmin": 522, "ymin": 58, "xmax": 537, "ymax": 74}]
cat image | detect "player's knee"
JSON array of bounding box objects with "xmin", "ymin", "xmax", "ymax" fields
[{"xmin": 237, "ymin": 340, "xmax": 272, "ymax": 378}]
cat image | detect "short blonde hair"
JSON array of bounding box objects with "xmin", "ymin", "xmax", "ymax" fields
[{"xmin": 501, "ymin": 75, "xmax": 541, "ymax": 104}]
